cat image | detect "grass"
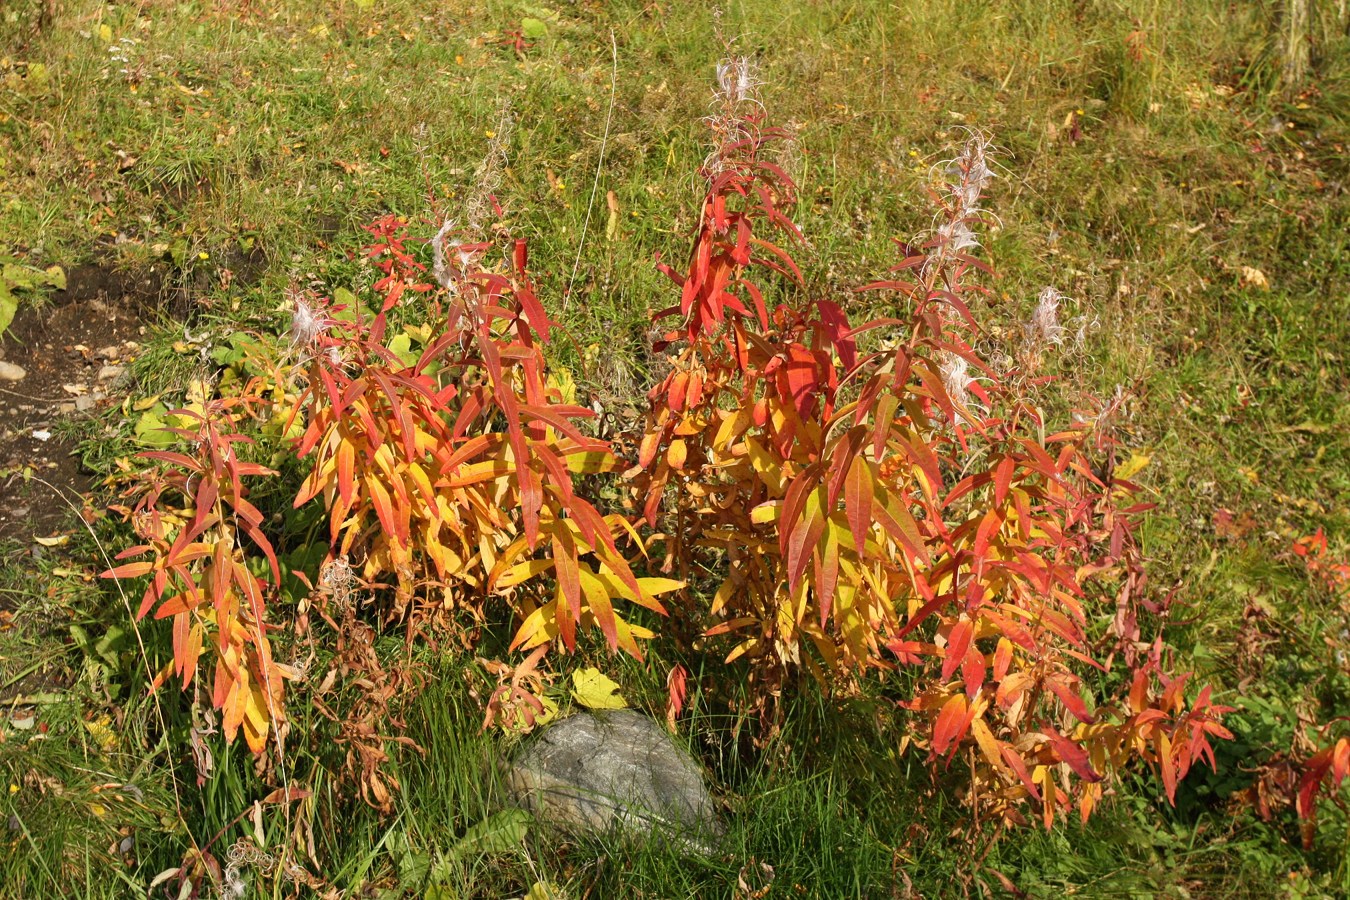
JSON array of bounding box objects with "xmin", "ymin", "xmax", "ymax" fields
[{"xmin": 1, "ymin": 0, "xmax": 1348, "ymax": 896}]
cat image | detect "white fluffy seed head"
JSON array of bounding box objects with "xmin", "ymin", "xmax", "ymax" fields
[
  {"xmin": 288, "ymin": 294, "xmax": 327, "ymax": 347},
  {"xmin": 430, "ymin": 218, "xmax": 456, "ymax": 289},
  {"xmin": 939, "ymin": 351, "xmax": 973, "ymax": 407},
  {"xmin": 715, "ymin": 56, "xmax": 761, "ymax": 105},
  {"xmin": 937, "ymin": 219, "xmax": 981, "ymax": 253},
  {"xmin": 948, "ymin": 131, "xmax": 994, "ymax": 209},
  {"xmin": 1025, "ymin": 287, "xmax": 1066, "ymax": 346}
]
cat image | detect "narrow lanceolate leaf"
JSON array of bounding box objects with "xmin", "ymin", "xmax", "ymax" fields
[
  {"xmin": 844, "ymin": 454, "xmax": 874, "ymax": 555},
  {"xmin": 942, "ymin": 618, "xmax": 974, "ymax": 682},
  {"xmin": 815, "ymin": 522, "xmax": 841, "ymax": 628},
  {"xmin": 873, "ymin": 495, "xmax": 929, "ymax": 566},
  {"xmin": 551, "ymin": 528, "xmax": 582, "ymax": 646},
  {"xmin": 1046, "ymin": 729, "xmax": 1102, "ymax": 783},
  {"xmin": 665, "ymin": 664, "xmax": 689, "ymax": 730},
  {"xmin": 969, "ymin": 717, "xmax": 1009, "ymax": 775},
  {"xmin": 932, "ymin": 693, "xmax": 971, "ymax": 756},
  {"xmin": 1001, "ymin": 746, "xmax": 1041, "ymax": 800},
  {"xmin": 1047, "ymin": 677, "xmax": 1096, "ymax": 724},
  {"xmin": 785, "ymin": 486, "xmax": 827, "ymax": 592},
  {"xmin": 992, "ymin": 637, "xmax": 1013, "ymax": 682},
  {"xmin": 1158, "ymin": 730, "xmax": 1177, "ymax": 803},
  {"xmin": 993, "ymin": 455, "xmax": 1015, "ymax": 505},
  {"xmin": 578, "ymin": 565, "xmax": 619, "ymax": 650}
]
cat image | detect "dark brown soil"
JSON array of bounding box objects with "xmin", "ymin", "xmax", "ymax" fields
[{"xmin": 0, "ymin": 264, "xmax": 155, "ymax": 545}]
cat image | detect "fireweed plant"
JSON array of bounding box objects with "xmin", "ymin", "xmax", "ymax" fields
[
  {"xmin": 104, "ymin": 56, "xmax": 1234, "ymax": 830},
  {"xmin": 629, "ymin": 56, "xmax": 1230, "ymax": 828}
]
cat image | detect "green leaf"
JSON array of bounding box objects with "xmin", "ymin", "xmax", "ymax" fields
[
  {"xmin": 94, "ymin": 625, "xmax": 127, "ymax": 669},
  {"xmin": 134, "ymin": 407, "xmax": 177, "ymax": 448},
  {"xmin": 0, "ymin": 280, "xmax": 16, "ymax": 338},
  {"xmin": 521, "ymin": 17, "xmax": 548, "ymax": 39},
  {"xmin": 332, "ymin": 287, "xmax": 374, "ymax": 323},
  {"xmin": 444, "ymin": 808, "xmax": 531, "ymax": 861},
  {"xmin": 2, "ymin": 264, "xmax": 36, "ymax": 291},
  {"xmin": 388, "ymin": 333, "xmax": 417, "ymax": 368}
]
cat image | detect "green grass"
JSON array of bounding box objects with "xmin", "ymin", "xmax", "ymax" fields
[{"xmin": 2, "ymin": 0, "xmax": 1349, "ymax": 896}]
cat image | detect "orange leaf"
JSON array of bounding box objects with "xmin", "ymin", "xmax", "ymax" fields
[
  {"xmin": 942, "ymin": 618, "xmax": 973, "ymax": 682},
  {"xmin": 932, "ymin": 693, "xmax": 970, "ymax": 756},
  {"xmin": 665, "ymin": 664, "xmax": 689, "ymax": 730}
]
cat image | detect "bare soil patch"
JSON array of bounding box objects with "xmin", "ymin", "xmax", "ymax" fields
[{"xmin": 0, "ymin": 264, "xmax": 155, "ymax": 545}]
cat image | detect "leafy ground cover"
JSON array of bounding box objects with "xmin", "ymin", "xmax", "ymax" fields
[{"xmin": 0, "ymin": 1, "xmax": 1347, "ymax": 897}]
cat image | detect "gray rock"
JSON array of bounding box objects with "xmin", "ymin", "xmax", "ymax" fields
[
  {"xmin": 507, "ymin": 709, "xmax": 721, "ymax": 853},
  {"xmin": 0, "ymin": 362, "xmax": 25, "ymax": 381}
]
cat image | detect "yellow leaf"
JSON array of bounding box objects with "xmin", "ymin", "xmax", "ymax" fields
[
  {"xmin": 1115, "ymin": 451, "xmax": 1151, "ymax": 481},
  {"xmin": 495, "ymin": 558, "xmax": 556, "ymax": 590},
  {"xmin": 523, "ymin": 881, "xmax": 567, "ymax": 900},
  {"xmin": 83, "ymin": 715, "xmax": 117, "ymax": 752},
  {"xmin": 1238, "ymin": 265, "xmax": 1269, "ymax": 290},
  {"xmin": 546, "ymin": 368, "xmax": 577, "ymax": 406},
  {"xmin": 667, "ymin": 439, "xmax": 688, "ymax": 470},
  {"xmin": 34, "ymin": 534, "xmax": 69, "ymax": 547},
  {"xmin": 571, "ymin": 667, "xmax": 626, "ymax": 710},
  {"xmin": 186, "ymin": 379, "xmax": 214, "ymax": 408},
  {"xmin": 534, "ymin": 695, "xmax": 559, "ymax": 729},
  {"xmin": 750, "ymin": 502, "xmax": 779, "ymax": 525}
]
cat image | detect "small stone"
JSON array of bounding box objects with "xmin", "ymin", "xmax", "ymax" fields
[
  {"xmin": 508, "ymin": 709, "xmax": 722, "ymax": 854},
  {"xmin": 75, "ymin": 395, "xmax": 97, "ymax": 412},
  {"xmin": 95, "ymin": 345, "xmax": 119, "ymax": 359},
  {"xmin": 0, "ymin": 362, "xmax": 26, "ymax": 381},
  {"xmin": 97, "ymin": 365, "xmax": 125, "ymax": 382}
]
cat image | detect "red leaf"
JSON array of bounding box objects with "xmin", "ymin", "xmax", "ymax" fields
[
  {"xmin": 942, "ymin": 618, "xmax": 974, "ymax": 682},
  {"xmin": 1047, "ymin": 677, "xmax": 1096, "ymax": 724},
  {"xmin": 1046, "ymin": 728, "xmax": 1102, "ymax": 783},
  {"xmin": 961, "ymin": 644, "xmax": 985, "ymax": 699},
  {"xmin": 844, "ymin": 454, "xmax": 874, "ymax": 554},
  {"xmin": 993, "ymin": 455, "xmax": 1015, "ymax": 505},
  {"xmin": 815, "ymin": 527, "xmax": 840, "ymax": 629}
]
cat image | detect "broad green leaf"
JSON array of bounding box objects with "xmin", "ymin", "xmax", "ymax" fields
[
  {"xmin": 332, "ymin": 287, "xmax": 373, "ymax": 322},
  {"xmin": 388, "ymin": 332, "xmax": 418, "ymax": 367},
  {"xmin": 521, "ymin": 17, "xmax": 548, "ymax": 39},
  {"xmin": 445, "ymin": 808, "xmax": 531, "ymax": 860},
  {"xmin": 0, "ymin": 281, "xmax": 16, "ymax": 338},
  {"xmin": 134, "ymin": 409, "xmax": 176, "ymax": 448}
]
